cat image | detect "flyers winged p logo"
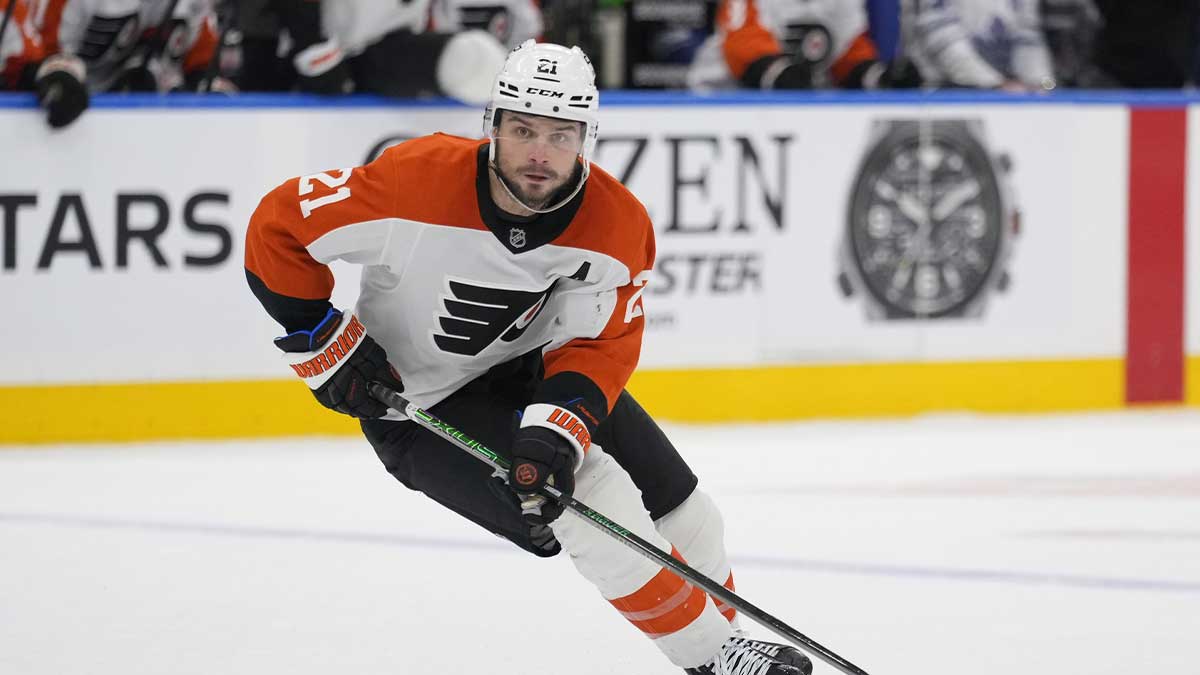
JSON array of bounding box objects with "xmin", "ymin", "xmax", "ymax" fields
[{"xmin": 433, "ymin": 278, "xmax": 558, "ymax": 356}]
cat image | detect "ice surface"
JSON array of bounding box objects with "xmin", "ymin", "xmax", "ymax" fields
[{"xmin": 2, "ymin": 409, "xmax": 1198, "ymax": 674}]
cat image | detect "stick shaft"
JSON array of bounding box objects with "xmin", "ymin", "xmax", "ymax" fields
[{"xmin": 370, "ymin": 384, "xmax": 870, "ymax": 675}]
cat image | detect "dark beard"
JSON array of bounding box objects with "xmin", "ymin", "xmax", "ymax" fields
[
  {"xmin": 499, "ymin": 174, "xmax": 551, "ymax": 209},
  {"xmin": 496, "ymin": 166, "xmax": 565, "ymax": 210},
  {"xmin": 493, "ymin": 151, "xmax": 585, "ymax": 211}
]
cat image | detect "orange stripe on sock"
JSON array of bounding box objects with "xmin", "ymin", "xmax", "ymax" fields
[
  {"xmin": 715, "ymin": 572, "xmax": 737, "ymax": 622},
  {"xmin": 610, "ymin": 547, "xmax": 708, "ymax": 638}
]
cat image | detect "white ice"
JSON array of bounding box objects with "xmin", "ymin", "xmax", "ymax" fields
[{"xmin": 2, "ymin": 409, "xmax": 1198, "ymax": 675}]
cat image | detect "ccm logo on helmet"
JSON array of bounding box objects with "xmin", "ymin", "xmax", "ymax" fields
[{"xmin": 526, "ymin": 87, "xmax": 564, "ymax": 98}]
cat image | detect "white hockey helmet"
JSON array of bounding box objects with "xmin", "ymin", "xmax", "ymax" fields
[{"xmin": 482, "ymin": 40, "xmax": 600, "ymax": 212}]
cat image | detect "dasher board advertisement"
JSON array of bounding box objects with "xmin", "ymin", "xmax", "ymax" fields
[{"xmin": 0, "ymin": 96, "xmax": 1130, "ymax": 386}]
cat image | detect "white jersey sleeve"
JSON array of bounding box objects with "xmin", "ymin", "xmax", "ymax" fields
[
  {"xmin": 910, "ymin": 0, "xmax": 1053, "ymax": 88},
  {"xmin": 430, "ymin": 0, "xmax": 542, "ymax": 49},
  {"xmin": 321, "ymin": 0, "xmax": 434, "ymax": 56}
]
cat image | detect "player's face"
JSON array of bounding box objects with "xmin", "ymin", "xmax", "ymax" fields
[{"xmin": 493, "ymin": 112, "xmax": 584, "ymax": 209}]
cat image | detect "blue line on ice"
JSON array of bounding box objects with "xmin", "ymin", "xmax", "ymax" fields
[{"xmin": 4, "ymin": 510, "xmax": 1198, "ymax": 595}]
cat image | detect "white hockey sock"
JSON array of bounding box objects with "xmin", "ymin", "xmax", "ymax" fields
[
  {"xmin": 550, "ymin": 447, "xmax": 731, "ymax": 668},
  {"xmin": 655, "ymin": 488, "xmax": 741, "ymax": 627}
]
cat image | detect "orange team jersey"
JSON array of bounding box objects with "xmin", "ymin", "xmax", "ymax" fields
[
  {"xmin": 0, "ymin": 0, "xmax": 44, "ymax": 89},
  {"xmin": 245, "ymin": 133, "xmax": 655, "ymax": 423},
  {"xmin": 688, "ymin": 0, "xmax": 879, "ymax": 90}
]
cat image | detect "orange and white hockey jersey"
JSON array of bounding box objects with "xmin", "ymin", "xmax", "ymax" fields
[
  {"xmin": 245, "ymin": 134, "xmax": 654, "ymax": 424},
  {"xmin": 35, "ymin": 0, "xmax": 217, "ymax": 91},
  {"xmin": 688, "ymin": 0, "xmax": 880, "ymax": 90},
  {"xmin": 0, "ymin": 0, "xmax": 45, "ymax": 89}
]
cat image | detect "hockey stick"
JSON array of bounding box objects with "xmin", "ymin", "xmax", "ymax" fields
[{"xmin": 369, "ymin": 383, "xmax": 871, "ymax": 675}]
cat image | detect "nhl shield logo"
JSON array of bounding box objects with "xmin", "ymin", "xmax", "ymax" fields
[{"xmin": 509, "ymin": 228, "xmax": 527, "ymax": 249}]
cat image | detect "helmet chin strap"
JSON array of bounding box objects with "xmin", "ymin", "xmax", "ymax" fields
[{"xmin": 487, "ymin": 139, "xmax": 589, "ymax": 215}]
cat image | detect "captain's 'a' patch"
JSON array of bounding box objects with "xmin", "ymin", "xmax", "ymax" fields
[{"xmin": 434, "ymin": 278, "xmax": 558, "ymax": 356}]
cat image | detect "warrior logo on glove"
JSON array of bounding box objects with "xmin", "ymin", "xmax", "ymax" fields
[
  {"xmin": 547, "ymin": 408, "xmax": 591, "ymax": 451},
  {"xmin": 274, "ymin": 308, "xmax": 404, "ymax": 419},
  {"xmin": 514, "ymin": 463, "xmax": 539, "ymax": 487},
  {"xmin": 288, "ymin": 315, "xmax": 367, "ymax": 379}
]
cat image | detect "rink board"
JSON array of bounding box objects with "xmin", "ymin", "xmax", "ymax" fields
[
  {"xmin": 1188, "ymin": 106, "xmax": 1200, "ymax": 407},
  {"xmin": 0, "ymin": 91, "xmax": 1194, "ymax": 441},
  {"xmin": 0, "ymin": 358, "xmax": 1124, "ymax": 443}
]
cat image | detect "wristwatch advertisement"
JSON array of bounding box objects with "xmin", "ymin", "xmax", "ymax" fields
[{"xmin": 837, "ymin": 119, "xmax": 1021, "ymax": 320}]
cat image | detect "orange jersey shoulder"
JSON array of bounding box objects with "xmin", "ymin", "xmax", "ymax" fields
[
  {"xmin": 557, "ymin": 161, "xmax": 656, "ymax": 277},
  {"xmin": 385, "ymin": 133, "xmax": 489, "ymax": 230},
  {"xmin": 246, "ymin": 140, "xmax": 404, "ymax": 299},
  {"xmin": 245, "ymin": 132, "xmax": 490, "ymax": 298}
]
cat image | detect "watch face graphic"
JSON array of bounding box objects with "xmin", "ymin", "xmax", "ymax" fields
[{"xmin": 841, "ymin": 120, "xmax": 1014, "ymax": 319}]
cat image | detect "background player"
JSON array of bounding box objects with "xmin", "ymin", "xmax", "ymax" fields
[
  {"xmin": 1, "ymin": 0, "xmax": 88, "ymax": 127},
  {"xmin": 689, "ymin": 0, "xmax": 892, "ymax": 91}
]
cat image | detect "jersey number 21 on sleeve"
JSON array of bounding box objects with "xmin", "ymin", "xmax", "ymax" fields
[
  {"xmin": 624, "ymin": 270, "xmax": 651, "ymax": 323},
  {"xmin": 298, "ymin": 169, "xmax": 354, "ymax": 218}
]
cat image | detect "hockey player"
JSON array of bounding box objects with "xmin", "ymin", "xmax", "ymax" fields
[
  {"xmin": 236, "ymin": 0, "xmax": 508, "ymax": 103},
  {"xmin": 688, "ymin": 0, "xmax": 891, "ymax": 91},
  {"xmin": 906, "ymin": 0, "xmax": 1056, "ymax": 91},
  {"xmin": 34, "ymin": 0, "xmax": 222, "ymax": 92},
  {"xmin": 0, "ymin": 0, "xmax": 88, "ymax": 127},
  {"xmin": 245, "ymin": 40, "xmax": 814, "ymax": 675}
]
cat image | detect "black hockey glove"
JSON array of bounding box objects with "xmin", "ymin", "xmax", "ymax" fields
[
  {"xmin": 275, "ymin": 308, "xmax": 403, "ymax": 419},
  {"xmin": 841, "ymin": 59, "xmax": 896, "ymax": 90},
  {"xmin": 508, "ymin": 403, "xmax": 590, "ymax": 524},
  {"xmin": 35, "ymin": 55, "xmax": 89, "ymax": 129},
  {"xmin": 742, "ymin": 54, "xmax": 816, "ymax": 90}
]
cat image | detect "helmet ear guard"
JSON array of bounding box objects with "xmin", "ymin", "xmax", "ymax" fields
[{"xmin": 481, "ymin": 40, "xmax": 600, "ymax": 213}]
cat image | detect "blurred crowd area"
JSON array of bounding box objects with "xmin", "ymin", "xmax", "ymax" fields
[{"xmin": 2, "ymin": 0, "xmax": 1199, "ymax": 128}]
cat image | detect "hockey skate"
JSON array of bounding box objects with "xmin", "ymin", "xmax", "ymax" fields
[
  {"xmin": 729, "ymin": 633, "xmax": 812, "ymax": 675},
  {"xmin": 685, "ymin": 636, "xmax": 813, "ymax": 675}
]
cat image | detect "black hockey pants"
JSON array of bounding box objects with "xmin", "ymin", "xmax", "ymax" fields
[{"xmin": 361, "ymin": 363, "xmax": 698, "ymax": 558}]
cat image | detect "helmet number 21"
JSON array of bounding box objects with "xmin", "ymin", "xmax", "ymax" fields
[{"xmin": 298, "ymin": 169, "xmax": 353, "ymax": 218}]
